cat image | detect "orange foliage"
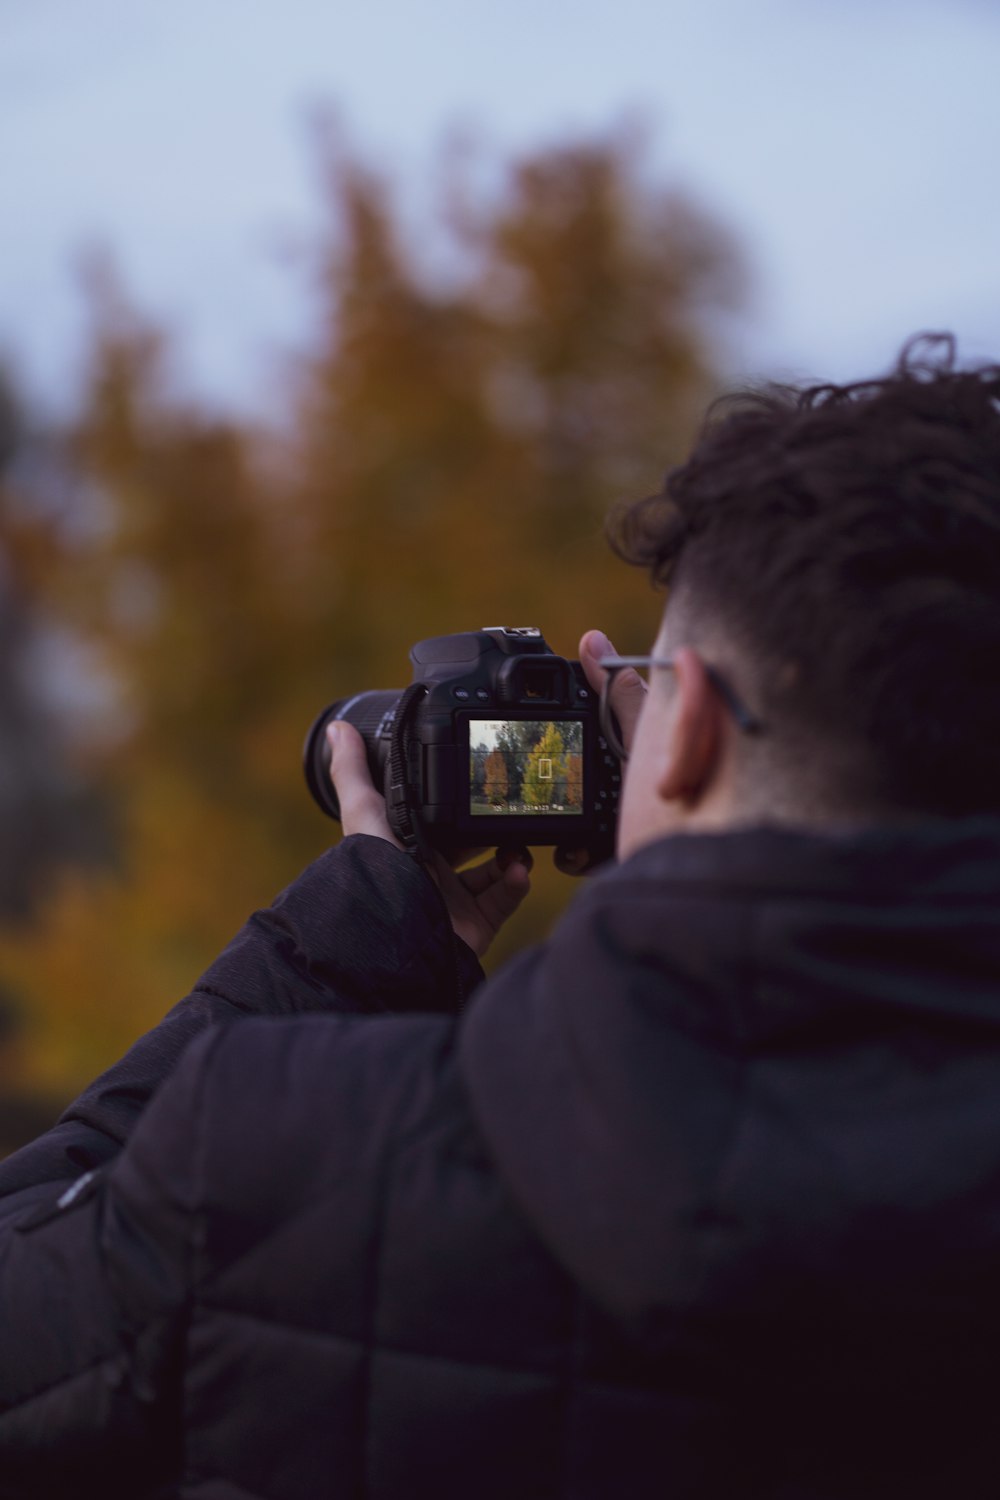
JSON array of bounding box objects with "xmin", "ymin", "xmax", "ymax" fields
[{"xmin": 0, "ymin": 125, "xmax": 742, "ymax": 1124}]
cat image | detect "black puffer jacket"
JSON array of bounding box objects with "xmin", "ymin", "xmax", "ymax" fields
[{"xmin": 4, "ymin": 825, "xmax": 1000, "ymax": 1498}]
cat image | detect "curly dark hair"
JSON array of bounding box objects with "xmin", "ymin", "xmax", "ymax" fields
[{"xmin": 608, "ymin": 334, "xmax": 1000, "ymax": 817}]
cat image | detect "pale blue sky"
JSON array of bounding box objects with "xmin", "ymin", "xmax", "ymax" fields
[{"xmin": 2, "ymin": 0, "xmax": 999, "ymax": 420}]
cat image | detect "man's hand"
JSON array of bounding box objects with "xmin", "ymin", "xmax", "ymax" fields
[
  {"xmin": 425, "ymin": 845, "xmax": 532, "ymax": 963},
  {"xmin": 578, "ymin": 628, "xmax": 646, "ymax": 754},
  {"xmin": 326, "ymin": 721, "xmax": 532, "ymax": 960}
]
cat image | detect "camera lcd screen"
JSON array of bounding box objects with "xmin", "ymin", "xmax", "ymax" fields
[{"xmin": 469, "ymin": 719, "xmax": 584, "ymax": 816}]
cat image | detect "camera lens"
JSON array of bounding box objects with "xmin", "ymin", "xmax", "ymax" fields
[{"xmin": 302, "ymin": 690, "xmax": 401, "ymax": 820}]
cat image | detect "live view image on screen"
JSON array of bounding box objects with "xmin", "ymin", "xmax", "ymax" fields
[{"xmin": 469, "ymin": 719, "xmax": 584, "ymax": 816}]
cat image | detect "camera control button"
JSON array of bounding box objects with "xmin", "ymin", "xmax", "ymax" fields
[
  {"xmin": 453, "ymin": 687, "xmax": 471, "ymax": 701},
  {"xmin": 475, "ymin": 688, "xmax": 490, "ymax": 703},
  {"xmin": 577, "ymin": 687, "xmax": 590, "ymax": 700}
]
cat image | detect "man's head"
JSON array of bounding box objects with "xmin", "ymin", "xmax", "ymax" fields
[{"xmin": 607, "ymin": 334, "xmax": 1000, "ymax": 858}]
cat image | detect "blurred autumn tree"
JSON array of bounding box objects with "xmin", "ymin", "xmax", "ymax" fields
[
  {"xmin": 0, "ymin": 124, "xmax": 742, "ymax": 1147},
  {"xmin": 0, "ymin": 370, "xmax": 119, "ymax": 1146}
]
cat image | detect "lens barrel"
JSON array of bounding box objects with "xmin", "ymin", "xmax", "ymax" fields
[{"xmin": 302, "ymin": 689, "xmax": 402, "ymax": 820}]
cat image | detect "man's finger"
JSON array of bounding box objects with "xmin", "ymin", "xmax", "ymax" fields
[
  {"xmin": 579, "ymin": 629, "xmax": 647, "ymax": 755},
  {"xmin": 460, "ymin": 847, "xmax": 533, "ymax": 897},
  {"xmin": 471, "ymin": 857, "xmax": 532, "ymax": 933},
  {"xmin": 327, "ymin": 721, "xmax": 401, "ymax": 846}
]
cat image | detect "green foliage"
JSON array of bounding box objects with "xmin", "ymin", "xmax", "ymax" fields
[{"xmin": 0, "ymin": 124, "xmax": 742, "ymax": 1121}]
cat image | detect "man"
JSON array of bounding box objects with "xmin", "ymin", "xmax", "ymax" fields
[{"xmin": 3, "ymin": 335, "xmax": 1000, "ymax": 1497}]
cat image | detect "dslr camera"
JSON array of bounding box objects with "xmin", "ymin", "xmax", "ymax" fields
[{"xmin": 304, "ymin": 627, "xmax": 621, "ymax": 869}]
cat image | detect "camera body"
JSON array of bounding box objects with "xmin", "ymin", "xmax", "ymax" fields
[{"xmin": 304, "ymin": 627, "xmax": 621, "ymax": 868}]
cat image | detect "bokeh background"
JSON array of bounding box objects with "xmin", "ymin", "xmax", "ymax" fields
[{"xmin": 2, "ymin": 0, "xmax": 999, "ymax": 1152}]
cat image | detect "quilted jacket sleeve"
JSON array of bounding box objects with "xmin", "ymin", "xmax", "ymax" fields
[
  {"xmin": 0, "ymin": 836, "xmax": 482, "ymax": 1490},
  {"xmin": 0, "ymin": 1027, "xmax": 222, "ymax": 1500},
  {"xmin": 0, "ymin": 834, "xmax": 482, "ymax": 1218}
]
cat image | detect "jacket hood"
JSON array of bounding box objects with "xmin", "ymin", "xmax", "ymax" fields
[{"xmin": 459, "ymin": 821, "xmax": 1000, "ymax": 1355}]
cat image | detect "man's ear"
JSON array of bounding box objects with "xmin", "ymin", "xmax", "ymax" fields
[{"xmin": 656, "ymin": 647, "xmax": 723, "ymax": 806}]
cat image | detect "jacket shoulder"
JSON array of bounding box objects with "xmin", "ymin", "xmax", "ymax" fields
[
  {"xmin": 168, "ymin": 1010, "xmax": 577, "ymax": 1496},
  {"xmin": 184, "ymin": 1008, "xmax": 572, "ymax": 1337},
  {"xmin": 190, "ymin": 1012, "xmax": 468, "ymax": 1249}
]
